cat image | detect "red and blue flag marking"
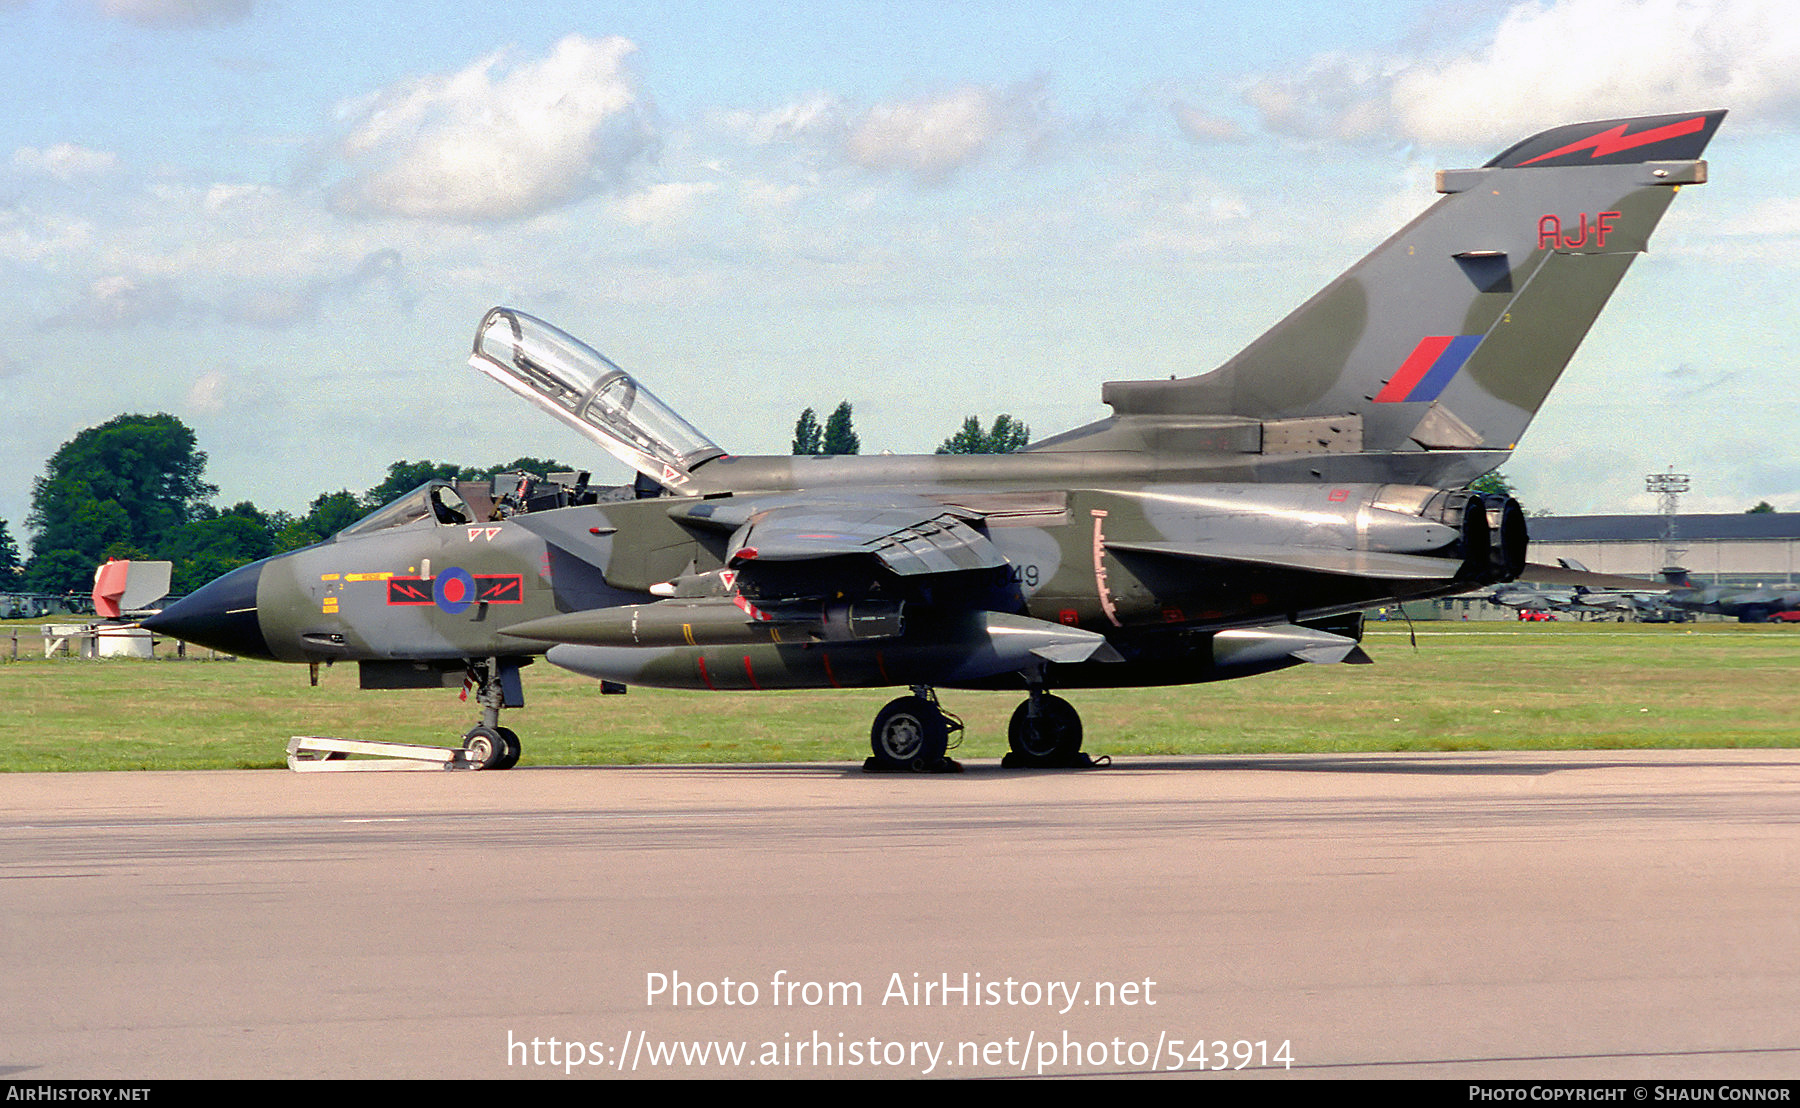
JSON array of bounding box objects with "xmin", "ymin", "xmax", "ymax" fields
[{"xmin": 1374, "ymin": 335, "xmax": 1483, "ymax": 403}]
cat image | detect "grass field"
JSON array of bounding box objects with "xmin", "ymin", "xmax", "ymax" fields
[{"xmin": 6, "ymin": 620, "xmax": 1799, "ymax": 771}]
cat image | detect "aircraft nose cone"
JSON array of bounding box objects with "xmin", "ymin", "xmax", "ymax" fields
[{"xmin": 141, "ymin": 560, "xmax": 274, "ymax": 660}]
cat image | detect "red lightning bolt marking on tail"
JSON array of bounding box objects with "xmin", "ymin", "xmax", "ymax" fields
[{"xmin": 1518, "ymin": 116, "xmax": 1707, "ymax": 166}]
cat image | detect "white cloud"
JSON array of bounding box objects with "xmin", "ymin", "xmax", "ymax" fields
[
  {"xmin": 1392, "ymin": 0, "xmax": 1800, "ymax": 145},
  {"xmin": 715, "ymin": 84, "xmax": 1063, "ymax": 186},
  {"xmin": 49, "ymin": 274, "xmax": 186, "ymax": 329},
  {"xmin": 327, "ymin": 34, "xmax": 656, "ymax": 222},
  {"xmin": 726, "ymin": 94, "xmax": 848, "ymax": 145},
  {"xmin": 92, "ymin": 0, "xmax": 253, "ymax": 27},
  {"xmin": 202, "ymin": 182, "xmax": 279, "ymax": 213},
  {"xmin": 43, "ymin": 248, "xmax": 412, "ymax": 332},
  {"xmin": 1244, "ymin": 54, "xmax": 1396, "ymax": 142},
  {"xmin": 12, "ymin": 143, "xmax": 120, "ymax": 182},
  {"xmin": 186, "ymin": 368, "xmax": 228, "ymax": 413},
  {"xmin": 1241, "ymin": 0, "xmax": 1800, "ymax": 148},
  {"xmin": 1169, "ymin": 103, "xmax": 1245, "ymax": 144},
  {"xmin": 607, "ymin": 181, "xmax": 719, "ymax": 227},
  {"xmin": 846, "ymin": 84, "xmax": 1052, "ymax": 182},
  {"xmin": 1738, "ymin": 196, "xmax": 1800, "ymax": 235},
  {"xmin": 202, "ymin": 247, "xmax": 413, "ymax": 328},
  {"xmin": 1098, "ymin": 170, "xmax": 1254, "ymax": 258},
  {"xmin": 0, "ymin": 209, "xmax": 97, "ymax": 265}
]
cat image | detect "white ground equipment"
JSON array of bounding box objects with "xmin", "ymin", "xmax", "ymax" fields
[{"xmin": 286, "ymin": 736, "xmax": 485, "ymax": 771}]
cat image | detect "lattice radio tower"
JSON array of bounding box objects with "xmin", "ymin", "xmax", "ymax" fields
[{"xmin": 1646, "ymin": 468, "xmax": 1690, "ymax": 572}]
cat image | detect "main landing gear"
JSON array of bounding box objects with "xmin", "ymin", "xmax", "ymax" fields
[
  {"xmin": 865, "ymin": 678, "xmax": 1098, "ymax": 771},
  {"xmin": 1005, "ymin": 688, "xmax": 1085, "ymax": 768},
  {"xmin": 867, "ymin": 686, "xmax": 962, "ymax": 772},
  {"xmin": 462, "ymin": 657, "xmax": 523, "ymax": 770}
]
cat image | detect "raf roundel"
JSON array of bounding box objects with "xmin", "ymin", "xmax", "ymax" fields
[{"xmin": 433, "ymin": 567, "xmax": 476, "ymax": 614}]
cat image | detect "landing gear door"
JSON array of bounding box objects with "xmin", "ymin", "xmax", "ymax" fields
[{"xmin": 470, "ymin": 307, "xmax": 724, "ymax": 493}]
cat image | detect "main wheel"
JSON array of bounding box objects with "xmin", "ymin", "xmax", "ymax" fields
[
  {"xmin": 462, "ymin": 725, "xmax": 509, "ymax": 770},
  {"xmin": 870, "ymin": 696, "xmax": 949, "ymax": 769},
  {"xmin": 1007, "ymin": 695, "xmax": 1083, "ymax": 767}
]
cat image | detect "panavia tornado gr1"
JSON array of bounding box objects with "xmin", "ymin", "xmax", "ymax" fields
[{"xmin": 145, "ymin": 110, "xmax": 1724, "ymax": 770}]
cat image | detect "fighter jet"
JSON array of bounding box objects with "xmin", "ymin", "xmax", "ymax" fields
[
  {"xmin": 1551, "ymin": 559, "xmax": 1683, "ymax": 620},
  {"xmin": 1486, "ymin": 560, "xmax": 1674, "ymax": 620},
  {"xmin": 144, "ymin": 110, "xmax": 1724, "ymax": 770},
  {"xmin": 1486, "ymin": 582, "xmax": 1576, "ymax": 617},
  {"xmin": 1661, "ymin": 568, "xmax": 1800, "ymax": 622}
]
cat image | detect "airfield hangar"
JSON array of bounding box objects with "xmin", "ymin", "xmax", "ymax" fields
[{"xmin": 1524, "ymin": 512, "xmax": 1800, "ymax": 585}]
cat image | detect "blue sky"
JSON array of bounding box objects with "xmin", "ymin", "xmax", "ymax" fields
[{"xmin": 6, "ymin": 0, "xmax": 1800, "ymax": 547}]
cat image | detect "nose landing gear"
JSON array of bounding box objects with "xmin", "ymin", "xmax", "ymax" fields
[{"xmin": 461, "ymin": 657, "xmax": 526, "ymax": 770}]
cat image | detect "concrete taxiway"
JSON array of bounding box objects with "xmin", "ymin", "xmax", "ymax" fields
[{"xmin": 2, "ymin": 750, "xmax": 1797, "ymax": 1079}]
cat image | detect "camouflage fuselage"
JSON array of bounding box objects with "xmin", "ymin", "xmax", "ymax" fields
[{"xmin": 236, "ymin": 447, "xmax": 1497, "ymax": 691}]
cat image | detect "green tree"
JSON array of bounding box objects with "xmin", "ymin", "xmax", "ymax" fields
[
  {"xmin": 19, "ymin": 549, "xmax": 94, "ymax": 598},
  {"xmin": 1466, "ymin": 472, "xmax": 1515, "ymax": 497},
  {"xmin": 24, "ymin": 413, "xmax": 217, "ymax": 591},
  {"xmin": 821, "ymin": 401, "xmax": 860, "ymax": 456},
  {"xmin": 306, "ymin": 491, "xmax": 370, "ymax": 536},
  {"xmin": 1747, "ymin": 501, "xmax": 1775, "ymax": 514},
  {"xmin": 492, "ymin": 456, "xmax": 574, "ymax": 478},
  {"xmin": 936, "ymin": 413, "xmax": 1031, "ymax": 454},
  {"xmin": 365, "ymin": 458, "xmax": 577, "ymax": 508},
  {"xmin": 791, "ymin": 408, "xmax": 823, "ymax": 455},
  {"xmin": 27, "ymin": 414, "xmax": 215, "ymax": 552},
  {"xmin": 275, "ymin": 491, "xmax": 367, "ymax": 552},
  {"xmin": 218, "ymin": 500, "xmax": 283, "ymax": 543},
  {"xmin": 22, "ymin": 485, "xmax": 134, "ymax": 593},
  {"xmin": 364, "ymin": 460, "xmax": 478, "ymax": 510},
  {"xmin": 164, "ymin": 514, "xmax": 279, "ymax": 595},
  {"xmin": 0, "ymin": 517, "xmax": 21, "ymax": 580}
]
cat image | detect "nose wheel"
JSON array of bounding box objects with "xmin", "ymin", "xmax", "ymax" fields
[{"xmin": 462, "ymin": 725, "xmax": 521, "ymax": 770}]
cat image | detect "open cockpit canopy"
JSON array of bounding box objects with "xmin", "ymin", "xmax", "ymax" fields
[{"xmin": 470, "ymin": 307, "xmax": 723, "ymax": 492}]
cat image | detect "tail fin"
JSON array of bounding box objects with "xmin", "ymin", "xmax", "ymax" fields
[{"xmin": 1096, "ymin": 111, "xmax": 1723, "ymax": 459}]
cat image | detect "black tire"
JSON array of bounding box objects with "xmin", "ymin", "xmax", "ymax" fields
[
  {"xmin": 495, "ymin": 726, "xmax": 522, "ymax": 770},
  {"xmin": 1007, "ymin": 695, "xmax": 1083, "ymax": 766},
  {"xmin": 463, "ymin": 725, "xmax": 509, "ymax": 770},
  {"xmin": 870, "ymin": 696, "xmax": 949, "ymax": 769}
]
